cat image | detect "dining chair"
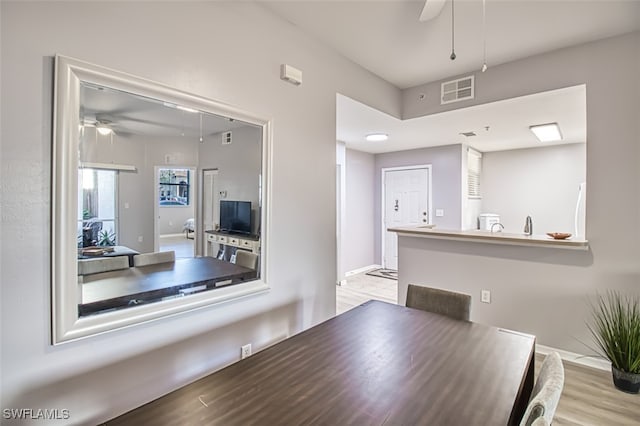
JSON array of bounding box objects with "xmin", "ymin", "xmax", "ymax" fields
[
  {"xmin": 133, "ymin": 250, "xmax": 176, "ymax": 267},
  {"xmin": 78, "ymin": 256, "xmax": 129, "ymax": 275},
  {"xmin": 233, "ymin": 250, "xmax": 258, "ymax": 270},
  {"xmin": 520, "ymin": 352, "xmax": 565, "ymax": 426},
  {"xmin": 405, "ymin": 284, "xmax": 471, "ymax": 321}
]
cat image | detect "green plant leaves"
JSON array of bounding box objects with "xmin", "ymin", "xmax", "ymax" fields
[{"xmin": 586, "ymin": 291, "xmax": 640, "ymax": 374}]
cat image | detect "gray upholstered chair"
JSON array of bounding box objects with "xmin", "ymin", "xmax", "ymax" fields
[
  {"xmin": 405, "ymin": 284, "xmax": 471, "ymax": 321},
  {"xmin": 520, "ymin": 352, "xmax": 565, "ymax": 426},
  {"xmin": 233, "ymin": 250, "xmax": 258, "ymax": 270},
  {"xmin": 78, "ymin": 256, "xmax": 129, "ymax": 275},
  {"xmin": 133, "ymin": 250, "xmax": 175, "ymax": 267}
]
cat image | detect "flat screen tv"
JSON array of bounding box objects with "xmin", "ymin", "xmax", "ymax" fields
[{"xmin": 220, "ymin": 200, "xmax": 252, "ymax": 235}]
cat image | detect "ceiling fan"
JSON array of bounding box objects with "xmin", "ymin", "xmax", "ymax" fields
[{"xmin": 419, "ymin": 0, "xmax": 446, "ymax": 22}]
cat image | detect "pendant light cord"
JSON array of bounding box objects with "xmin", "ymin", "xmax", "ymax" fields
[
  {"xmin": 482, "ymin": 0, "xmax": 487, "ymax": 71},
  {"xmin": 450, "ymin": 0, "xmax": 456, "ymax": 60}
]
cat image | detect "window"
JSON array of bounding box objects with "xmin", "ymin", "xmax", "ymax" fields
[
  {"xmin": 467, "ymin": 148, "xmax": 482, "ymax": 199},
  {"xmin": 77, "ymin": 169, "xmax": 117, "ymax": 247},
  {"xmin": 159, "ymin": 168, "xmax": 190, "ymax": 206}
]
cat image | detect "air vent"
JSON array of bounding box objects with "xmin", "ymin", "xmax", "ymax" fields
[
  {"xmin": 460, "ymin": 131, "xmax": 477, "ymax": 137},
  {"xmin": 441, "ymin": 76, "xmax": 475, "ymax": 104},
  {"xmin": 222, "ymin": 131, "xmax": 232, "ymax": 145}
]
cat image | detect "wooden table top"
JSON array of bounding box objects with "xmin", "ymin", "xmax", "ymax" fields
[
  {"xmin": 106, "ymin": 300, "xmax": 535, "ymax": 426},
  {"xmin": 79, "ymin": 257, "xmax": 255, "ymax": 316}
]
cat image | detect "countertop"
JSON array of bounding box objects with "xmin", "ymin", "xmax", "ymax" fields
[{"xmin": 388, "ymin": 225, "xmax": 589, "ymax": 250}]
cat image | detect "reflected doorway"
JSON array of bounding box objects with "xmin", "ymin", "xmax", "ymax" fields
[{"xmin": 154, "ymin": 166, "xmax": 197, "ymax": 258}]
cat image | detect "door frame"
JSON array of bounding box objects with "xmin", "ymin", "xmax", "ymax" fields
[
  {"xmin": 200, "ymin": 168, "xmax": 219, "ymax": 257},
  {"xmin": 381, "ymin": 164, "xmax": 432, "ymax": 269},
  {"xmin": 153, "ymin": 165, "xmax": 198, "ymax": 253}
]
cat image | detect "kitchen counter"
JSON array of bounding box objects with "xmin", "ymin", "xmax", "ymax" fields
[{"xmin": 388, "ymin": 225, "xmax": 589, "ymax": 250}]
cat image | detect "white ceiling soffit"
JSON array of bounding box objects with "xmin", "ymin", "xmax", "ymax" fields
[
  {"xmin": 263, "ymin": 1, "xmax": 640, "ymax": 89},
  {"xmin": 420, "ymin": 0, "xmax": 447, "ymax": 22},
  {"xmin": 337, "ymin": 84, "xmax": 586, "ymax": 154}
]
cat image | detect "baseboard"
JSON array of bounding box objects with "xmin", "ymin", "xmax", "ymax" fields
[
  {"xmin": 536, "ymin": 344, "xmax": 610, "ymax": 372},
  {"xmin": 345, "ymin": 264, "xmax": 381, "ymax": 277},
  {"xmin": 160, "ymin": 233, "xmax": 188, "ymax": 238}
]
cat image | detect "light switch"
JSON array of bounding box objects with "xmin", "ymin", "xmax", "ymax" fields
[
  {"xmin": 124, "ymin": 202, "xmax": 130, "ymax": 209},
  {"xmin": 435, "ymin": 209, "xmax": 444, "ymax": 217}
]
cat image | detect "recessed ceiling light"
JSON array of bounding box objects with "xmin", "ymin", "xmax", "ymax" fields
[
  {"xmin": 366, "ymin": 133, "xmax": 388, "ymax": 142},
  {"xmin": 530, "ymin": 122, "xmax": 562, "ymax": 142}
]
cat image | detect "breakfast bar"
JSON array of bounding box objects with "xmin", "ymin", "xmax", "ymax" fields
[{"xmin": 388, "ymin": 225, "xmax": 589, "ymax": 250}]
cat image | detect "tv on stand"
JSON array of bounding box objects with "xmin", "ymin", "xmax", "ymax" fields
[{"xmin": 219, "ymin": 200, "xmax": 252, "ymax": 235}]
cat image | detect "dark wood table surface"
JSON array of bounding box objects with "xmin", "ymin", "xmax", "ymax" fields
[
  {"xmin": 79, "ymin": 257, "xmax": 255, "ymax": 316},
  {"xmin": 105, "ymin": 300, "xmax": 535, "ymax": 426}
]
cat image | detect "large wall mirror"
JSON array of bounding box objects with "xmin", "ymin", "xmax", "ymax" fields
[{"xmin": 53, "ymin": 55, "xmax": 270, "ymax": 343}]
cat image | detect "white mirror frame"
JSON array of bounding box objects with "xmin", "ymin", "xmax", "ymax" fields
[{"xmin": 52, "ymin": 55, "xmax": 271, "ymax": 344}]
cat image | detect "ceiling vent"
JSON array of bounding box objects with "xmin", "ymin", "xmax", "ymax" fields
[
  {"xmin": 441, "ymin": 76, "xmax": 475, "ymax": 105},
  {"xmin": 460, "ymin": 131, "xmax": 477, "ymax": 137},
  {"xmin": 222, "ymin": 131, "xmax": 232, "ymax": 145}
]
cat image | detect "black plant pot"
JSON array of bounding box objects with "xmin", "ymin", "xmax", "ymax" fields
[{"xmin": 612, "ymin": 366, "xmax": 640, "ymax": 394}]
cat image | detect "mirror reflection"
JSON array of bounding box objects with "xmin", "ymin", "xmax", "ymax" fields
[{"xmin": 76, "ymin": 82, "xmax": 262, "ymax": 317}]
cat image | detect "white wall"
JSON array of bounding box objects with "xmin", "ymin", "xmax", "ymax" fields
[
  {"xmin": 374, "ymin": 144, "xmax": 463, "ymax": 264},
  {"xmin": 344, "ymin": 148, "xmax": 376, "ymax": 272},
  {"xmin": 199, "ymin": 125, "xmax": 262, "ymax": 235},
  {"xmin": 81, "ymin": 130, "xmax": 200, "ymax": 251},
  {"xmin": 481, "ymin": 143, "xmax": 586, "ymax": 235},
  {"xmin": 158, "ymin": 199, "xmax": 195, "ymax": 236},
  {"xmin": 397, "ymin": 32, "xmax": 640, "ymax": 354},
  {"xmin": 0, "ymin": 2, "xmax": 401, "ymax": 423}
]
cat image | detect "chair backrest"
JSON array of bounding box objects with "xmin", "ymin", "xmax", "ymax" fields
[
  {"xmin": 133, "ymin": 250, "xmax": 175, "ymax": 267},
  {"xmin": 78, "ymin": 256, "xmax": 129, "ymax": 275},
  {"xmin": 405, "ymin": 284, "xmax": 471, "ymax": 321},
  {"xmin": 520, "ymin": 352, "xmax": 565, "ymax": 426},
  {"xmin": 234, "ymin": 250, "xmax": 258, "ymax": 270}
]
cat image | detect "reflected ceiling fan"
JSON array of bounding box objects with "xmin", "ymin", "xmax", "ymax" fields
[{"xmin": 81, "ymin": 116, "xmax": 135, "ymax": 138}]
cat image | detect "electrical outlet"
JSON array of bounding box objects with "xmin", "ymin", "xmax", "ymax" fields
[
  {"xmin": 138, "ymin": 236, "xmax": 143, "ymax": 243},
  {"xmin": 241, "ymin": 343, "xmax": 252, "ymax": 359},
  {"xmin": 481, "ymin": 290, "xmax": 491, "ymax": 304}
]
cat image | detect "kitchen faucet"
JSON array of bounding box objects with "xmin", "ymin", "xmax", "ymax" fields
[{"xmin": 490, "ymin": 223, "xmax": 504, "ymax": 233}]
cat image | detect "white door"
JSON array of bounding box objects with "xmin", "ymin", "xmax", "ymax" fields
[
  {"xmin": 202, "ymin": 169, "xmax": 219, "ymax": 256},
  {"xmin": 383, "ymin": 167, "xmax": 430, "ymax": 270}
]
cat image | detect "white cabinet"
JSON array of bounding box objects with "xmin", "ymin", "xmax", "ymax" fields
[{"xmin": 205, "ymin": 231, "xmax": 260, "ymax": 258}]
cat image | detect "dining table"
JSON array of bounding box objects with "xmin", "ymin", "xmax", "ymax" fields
[
  {"xmin": 105, "ymin": 300, "xmax": 535, "ymax": 425},
  {"xmin": 79, "ymin": 257, "xmax": 256, "ymax": 316}
]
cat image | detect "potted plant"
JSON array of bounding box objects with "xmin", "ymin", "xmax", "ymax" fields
[
  {"xmin": 586, "ymin": 291, "xmax": 640, "ymax": 393},
  {"xmin": 97, "ymin": 230, "xmax": 116, "ymax": 247}
]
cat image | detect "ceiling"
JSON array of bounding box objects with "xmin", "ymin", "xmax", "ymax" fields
[
  {"xmin": 263, "ymin": 0, "xmax": 640, "ymax": 89},
  {"xmin": 80, "ymin": 1, "xmax": 637, "ymax": 154},
  {"xmin": 338, "ymin": 84, "xmax": 586, "ymax": 154},
  {"xmin": 263, "ymin": 0, "xmax": 637, "ymax": 155},
  {"xmin": 81, "ymin": 83, "xmax": 251, "ymax": 141}
]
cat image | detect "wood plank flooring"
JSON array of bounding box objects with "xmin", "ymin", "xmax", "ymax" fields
[{"xmin": 337, "ymin": 271, "xmax": 640, "ymax": 426}]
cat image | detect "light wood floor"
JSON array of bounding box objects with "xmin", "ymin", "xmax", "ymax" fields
[
  {"xmin": 336, "ymin": 272, "xmax": 640, "ymax": 426},
  {"xmin": 159, "ymin": 234, "xmax": 194, "ymax": 259}
]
